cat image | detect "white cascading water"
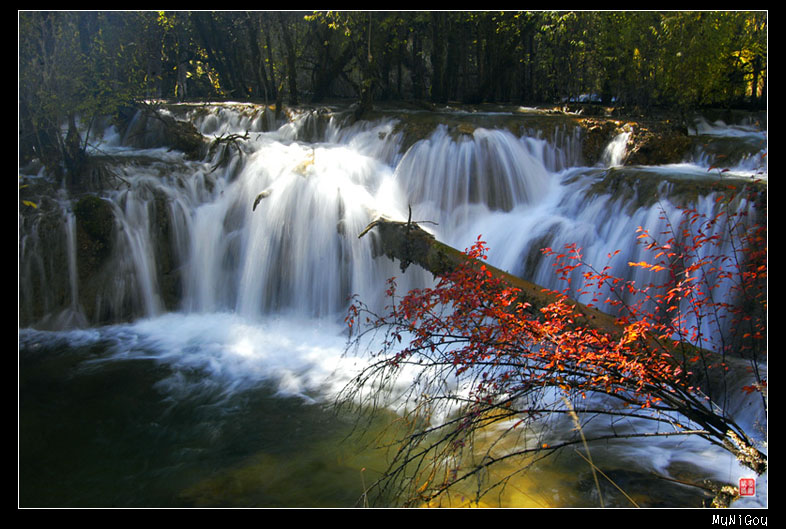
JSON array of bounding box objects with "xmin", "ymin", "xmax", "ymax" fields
[
  {"xmin": 600, "ymin": 130, "xmax": 632, "ymax": 167},
  {"xmin": 181, "ymin": 112, "xmax": 424, "ymax": 318},
  {"xmin": 18, "ymin": 104, "xmax": 766, "ymax": 507}
]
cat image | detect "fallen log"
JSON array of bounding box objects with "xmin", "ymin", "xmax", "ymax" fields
[
  {"xmin": 358, "ymin": 214, "xmax": 623, "ymax": 336},
  {"xmin": 357, "ymin": 215, "xmax": 767, "ymax": 476},
  {"xmin": 357, "ymin": 214, "xmax": 765, "ymax": 395}
]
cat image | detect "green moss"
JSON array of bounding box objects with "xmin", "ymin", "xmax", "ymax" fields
[
  {"xmin": 74, "ymin": 195, "xmax": 116, "ymax": 317},
  {"xmin": 74, "ymin": 195, "xmax": 114, "ymax": 255},
  {"xmin": 586, "ymin": 166, "xmax": 765, "ymax": 214}
]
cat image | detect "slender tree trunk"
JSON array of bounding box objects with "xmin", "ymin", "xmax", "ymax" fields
[
  {"xmin": 278, "ymin": 13, "xmax": 299, "ymax": 105},
  {"xmin": 244, "ymin": 14, "xmax": 270, "ymax": 102},
  {"xmin": 410, "ymin": 30, "xmax": 425, "ymax": 101},
  {"xmin": 62, "ymin": 113, "xmax": 86, "ymax": 188},
  {"xmin": 355, "ymin": 13, "xmax": 379, "ymax": 118},
  {"xmin": 311, "ymin": 37, "xmax": 354, "ymax": 103},
  {"xmin": 430, "ymin": 12, "xmax": 447, "ymax": 103},
  {"xmin": 750, "ymin": 54, "xmax": 762, "ymax": 108}
]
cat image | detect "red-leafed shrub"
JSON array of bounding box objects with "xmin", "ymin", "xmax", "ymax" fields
[{"xmin": 341, "ymin": 186, "xmax": 766, "ymax": 507}]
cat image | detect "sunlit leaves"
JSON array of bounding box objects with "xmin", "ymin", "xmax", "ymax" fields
[{"xmin": 347, "ymin": 184, "xmax": 766, "ymax": 423}]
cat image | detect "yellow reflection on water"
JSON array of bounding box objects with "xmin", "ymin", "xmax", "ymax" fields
[{"xmin": 178, "ymin": 405, "xmax": 716, "ymax": 508}]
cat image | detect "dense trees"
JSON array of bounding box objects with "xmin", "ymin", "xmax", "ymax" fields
[
  {"xmin": 19, "ymin": 11, "xmax": 766, "ymax": 180},
  {"xmin": 19, "ymin": 12, "xmax": 142, "ymax": 182}
]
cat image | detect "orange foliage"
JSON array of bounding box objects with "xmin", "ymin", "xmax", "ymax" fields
[{"xmin": 346, "ymin": 186, "xmax": 766, "ymax": 411}]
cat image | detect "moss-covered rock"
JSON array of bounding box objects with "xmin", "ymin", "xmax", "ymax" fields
[
  {"xmin": 624, "ymin": 122, "xmax": 693, "ymax": 166},
  {"xmin": 74, "ymin": 195, "xmax": 115, "ymax": 266},
  {"xmin": 584, "ymin": 165, "xmax": 766, "ymax": 214},
  {"xmin": 579, "ymin": 119, "xmax": 625, "ymax": 165},
  {"xmin": 73, "ymin": 195, "xmax": 116, "ymax": 321},
  {"xmin": 116, "ymin": 103, "xmax": 208, "ymax": 161},
  {"xmin": 151, "ymin": 190, "xmax": 182, "ymax": 312},
  {"xmin": 19, "ymin": 203, "xmax": 72, "ymax": 326}
]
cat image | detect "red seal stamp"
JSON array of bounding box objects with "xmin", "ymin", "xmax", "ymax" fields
[{"xmin": 739, "ymin": 478, "xmax": 756, "ymax": 497}]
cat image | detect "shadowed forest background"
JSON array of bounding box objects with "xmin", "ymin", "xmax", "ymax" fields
[{"xmin": 20, "ymin": 11, "xmax": 766, "ymax": 178}]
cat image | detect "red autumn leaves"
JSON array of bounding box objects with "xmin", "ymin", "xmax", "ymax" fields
[{"xmin": 347, "ymin": 189, "xmax": 766, "ymax": 411}]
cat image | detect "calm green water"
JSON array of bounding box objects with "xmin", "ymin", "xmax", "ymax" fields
[
  {"xmin": 19, "ymin": 319, "xmax": 388, "ymax": 508},
  {"xmin": 18, "ymin": 314, "xmax": 762, "ymax": 508}
]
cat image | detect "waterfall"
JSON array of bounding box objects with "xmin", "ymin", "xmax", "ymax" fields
[
  {"xmin": 18, "ymin": 103, "xmax": 767, "ymax": 368},
  {"xmin": 600, "ymin": 131, "xmax": 631, "ymax": 167},
  {"xmin": 18, "ymin": 104, "xmax": 766, "ymax": 507},
  {"xmin": 18, "ymin": 103, "xmax": 767, "ymax": 366},
  {"xmin": 20, "ymin": 106, "xmax": 430, "ymax": 325}
]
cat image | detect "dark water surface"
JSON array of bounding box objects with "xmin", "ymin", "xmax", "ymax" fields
[
  {"xmin": 19, "ymin": 318, "xmax": 763, "ymax": 508},
  {"xmin": 19, "ymin": 323, "xmax": 385, "ymax": 508}
]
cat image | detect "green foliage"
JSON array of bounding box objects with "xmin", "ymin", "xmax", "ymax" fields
[
  {"xmin": 19, "ymin": 12, "xmax": 159, "ymax": 177},
  {"xmin": 19, "ymin": 10, "xmax": 767, "ymax": 173}
]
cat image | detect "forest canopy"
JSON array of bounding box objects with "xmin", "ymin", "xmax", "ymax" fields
[{"xmin": 19, "ymin": 11, "xmax": 767, "ymax": 173}]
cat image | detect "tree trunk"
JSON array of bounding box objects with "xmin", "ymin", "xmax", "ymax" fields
[
  {"xmin": 311, "ymin": 37, "xmax": 354, "ymax": 103},
  {"xmin": 354, "ymin": 13, "xmax": 379, "ymax": 119},
  {"xmin": 261, "ymin": 16, "xmax": 279, "ymax": 103},
  {"xmin": 63, "ymin": 113, "xmax": 86, "ymax": 188},
  {"xmin": 244, "ymin": 14, "xmax": 270, "ymax": 103},
  {"xmin": 430, "ymin": 12, "xmax": 447, "ymax": 103},
  {"xmin": 278, "ymin": 13, "xmax": 299, "ymax": 105},
  {"xmin": 357, "ymin": 215, "xmax": 767, "ymax": 476},
  {"xmin": 358, "ymin": 215, "xmax": 622, "ymax": 336},
  {"xmin": 357, "ymin": 215, "xmax": 759, "ymax": 376},
  {"xmin": 410, "ymin": 30, "xmax": 425, "ymax": 101}
]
